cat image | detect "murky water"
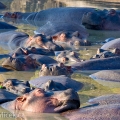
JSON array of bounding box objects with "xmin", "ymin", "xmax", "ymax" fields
[{"xmin": 0, "ymin": 0, "xmax": 120, "ymax": 120}]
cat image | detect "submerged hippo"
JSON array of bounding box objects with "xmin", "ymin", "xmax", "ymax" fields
[
  {"xmin": 2, "ymin": 79, "xmax": 32, "ymax": 95},
  {"xmin": 39, "ymin": 63, "xmax": 72, "ymax": 77},
  {"xmin": 56, "ymin": 51, "xmax": 80, "ymax": 63},
  {"xmin": 62, "ymin": 104, "xmax": 120, "ymax": 120},
  {"xmin": 1, "ymin": 88, "xmax": 80, "ymax": 113},
  {"xmin": 82, "ymin": 9, "xmax": 120, "ymax": 30},
  {"xmin": 88, "ymin": 94, "xmax": 120, "ymax": 105},
  {"xmin": 0, "ymin": 89, "xmax": 17, "ymax": 103},
  {"xmin": 0, "ymin": 21, "xmax": 17, "ymax": 30},
  {"xmin": 101, "ymin": 38, "xmax": 120, "ymax": 50},
  {"xmin": 3, "ymin": 7, "xmax": 95, "ymax": 45},
  {"xmin": 2, "ymin": 54, "xmax": 57, "ymax": 71},
  {"xmin": 29, "ymin": 76, "xmax": 83, "ymax": 91},
  {"xmin": 11, "ymin": 47, "xmax": 55, "ymax": 57},
  {"xmin": 72, "ymin": 56, "xmax": 120, "ymax": 70},
  {"xmin": 89, "ymin": 70, "xmax": 120, "ymax": 82},
  {"xmin": 35, "ymin": 22, "xmax": 91, "ymax": 46},
  {"xmin": 3, "ymin": 7, "xmax": 95, "ymax": 26},
  {"xmin": 91, "ymin": 48, "xmax": 119, "ymax": 59},
  {"xmin": 0, "ymin": 31, "xmax": 63, "ymax": 51}
]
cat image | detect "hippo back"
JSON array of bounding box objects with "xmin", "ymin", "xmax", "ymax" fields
[
  {"xmin": 35, "ymin": 21, "xmax": 88, "ymax": 39},
  {"xmin": 89, "ymin": 70, "xmax": 120, "ymax": 82},
  {"xmin": 28, "ymin": 54, "xmax": 57, "ymax": 65},
  {"xmin": 0, "ymin": 31, "xmax": 28, "ymax": 50},
  {"xmin": 27, "ymin": 7, "xmax": 95, "ymax": 27},
  {"xmin": 72, "ymin": 56, "xmax": 120, "ymax": 70},
  {"xmin": 101, "ymin": 38, "xmax": 120, "ymax": 50},
  {"xmin": 29, "ymin": 76, "xmax": 83, "ymax": 91}
]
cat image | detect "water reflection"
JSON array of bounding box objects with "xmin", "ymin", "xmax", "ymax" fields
[{"xmin": 0, "ymin": 107, "xmax": 67, "ymax": 120}]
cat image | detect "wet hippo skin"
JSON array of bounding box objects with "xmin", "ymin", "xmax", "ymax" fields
[{"xmin": 1, "ymin": 88, "xmax": 80, "ymax": 113}]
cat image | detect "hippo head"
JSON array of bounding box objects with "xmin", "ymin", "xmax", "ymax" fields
[
  {"xmin": 1, "ymin": 88, "xmax": 80, "ymax": 113},
  {"xmin": 52, "ymin": 31, "xmax": 91, "ymax": 46},
  {"xmin": 26, "ymin": 34, "xmax": 64, "ymax": 51},
  {"xmin": 2, "ymin": 79, "xmax": 31, "ymax": 95},
  {"xmin": 56, "ymin": 51, "xmax": 80, "ymax": 63},
  {"xmin": 39, "ymin": 64, "xmax": 72, "ymax": 77},
  {"xmin": 82, "ymin": 9, "xmax": 120, "ymax": 30},
  {"xmin": 3, "ymin": 12, "xmax": 21, "ymax": 19}
]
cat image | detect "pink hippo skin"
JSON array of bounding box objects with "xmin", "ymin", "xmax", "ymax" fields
[{"xmin": 1, "ymin": 88, "xmax": 80, "ymax": 113}]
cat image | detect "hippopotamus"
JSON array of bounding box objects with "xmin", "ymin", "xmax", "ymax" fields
[
  {"xmin": 82, "ymin": 9, "xmax": 120, "ymax": 30},
  {"xmin": 1, "ymin": 79, "xmax": 32, "ymax": 95},
  {"xmin": 29, "ymin": 76, "xmax": 83, "ymax": 91},
  {"xmin": 89, "ymin": 70, "xmax": 120, "ymax": 82},
  {"xmin": 2, "ymin": 54, "xmax": 57, "ymax": 71},
  {"xmin": 101, "ymin": 38, "xmax": 120, "ymax": 50},
  {"xmin": 62, "ymin": 104, "xmax": 120, "ymax": 120},
  {"xmin": 3, "ymin": 7, "xmax": 95, "ymax": 27},
  {"xmin": 72, "ymin": 56, "xmax": 120, "ymax": 70},
  {"xmin": 11, "ymin": 47, "xmax": 55, "ymax": 57},
  {"xmin": 91, "ymin": 48, "xmax": 119, "ymax": 59},
  {"xmin": 34, "ymin": 22, "xmax": 91, "ymax": 46},
  {"xmin": 39, "ymin": 63, "xmax": 72, "ymax": 77},
  {"xmin": 1, "ymin": 88, "xmax": 80, "ymax": 113},
  {"xmin": 0, "ymin": 2, "xmax": 6, "ymax": 9},
  {"xmin": 0, "ymin": 31, "xmax": 63, "ymax": 51},
  {"xmin": 88, "ymin": 94, "xmax": 120, "ymax": 105},
  {"xmin": 0, "ymin": 21, "xmax": 17, "ymax": 30},
  {"xmin": 56, "ymin": 51, "xmax": 81, "ymax": 63},
  {"xmin": 3, "ymin": 7, "xmax": 96, "ymax": 45},
  {"xmin": 0, "ymin": 89, "xmax": 17, "ymax": 103}
]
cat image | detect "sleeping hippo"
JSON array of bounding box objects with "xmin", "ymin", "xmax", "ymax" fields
[
  {"xmin": 1, "ymin": 88, "xmax": 80, "ymax": 113},
  {"xmin": 0, "ymin": 31, "xmax": 63, "ymax": 51},
  {"xmin": 29, "ymin": 75, "xmax": 83, "ymax": 91},
  {"xmin": 2, "ymin": 79, "xmax": 32, "ymax": 95},
  {"xmin": 82, "ymin": 9, "xmax": 120, "ymax": 30},
  {"xmin": 89, "ymin": 70, "xmax": 120, "ymax": 82},
  {"xmin": 56, "ymin": 51, "xmax": 81, "ymax": 63},
  {"xmin": 101, "ymin": 38, "xmax": 120, "ymax": 50},
  {"xmin": 0, "ymin": 2, "xmax": 6, "ymax": 9},
  {"xmin": 39, "ymin": 63, "xmax": 72, "ymax": 77},
  {"xmin": 72, "ymin": 56, "xmax": 120, "ymax": 70},
  {"xmin": 2, "ymin": 54, "xmax": 57, "ymax": 71},
  {"xmin": 62, "ymin": 104, "xmax": 120, "ymax": 120},
  {"xmin": 0, "ymin": 21, "xmax": 17, "ymax": 30}
]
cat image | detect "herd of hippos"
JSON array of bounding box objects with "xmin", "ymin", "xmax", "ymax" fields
[{"xmin": 0, "ymin": 1, "xmax": 120, "ymax": 119}]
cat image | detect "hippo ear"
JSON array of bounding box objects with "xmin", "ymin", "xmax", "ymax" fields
[
  {"xmin": 16, "ymin": 96, "xmax": 26, "ymax": 102},
  {"xmin": 52, "ymin": 36, "xmax": 59, "ymax": 41}
]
